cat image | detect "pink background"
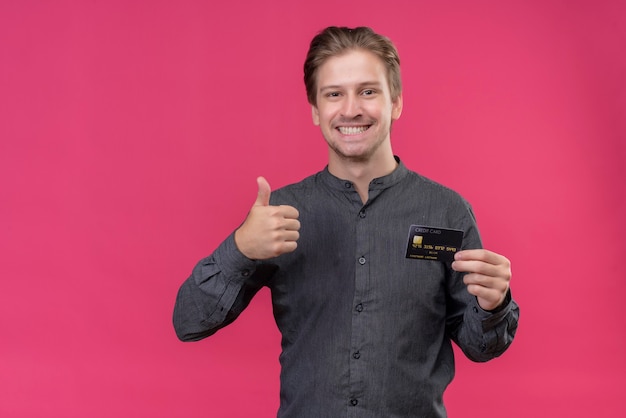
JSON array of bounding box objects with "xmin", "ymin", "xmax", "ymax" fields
[{"xmin": 1, "ymin": 1, "xmax": 625, "ymax": 417}]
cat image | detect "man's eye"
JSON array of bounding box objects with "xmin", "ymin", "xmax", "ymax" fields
[
  {"xmin": 327, "ymin": 92, "xmax": 340, "ymax": 97},
  {"xmin": 362, "ymin": 89, "xmax": 375, "ymax": 95}
]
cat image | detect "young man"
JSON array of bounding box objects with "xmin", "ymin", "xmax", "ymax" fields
[{"xmin": 174, "ymin": 26, "xmax": 519, "ymax": 417}]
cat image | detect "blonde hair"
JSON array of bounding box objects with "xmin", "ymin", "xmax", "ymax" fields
[{"xmin": 304, "ymin": 26, "xmax": 402, "ymax": 106}]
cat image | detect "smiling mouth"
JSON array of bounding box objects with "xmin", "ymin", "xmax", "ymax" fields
[{"xmin": 337, "ymin": 125, "xmax": 371, "ymax": 135}]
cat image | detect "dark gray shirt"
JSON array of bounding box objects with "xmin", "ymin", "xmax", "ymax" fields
[{"xmin": 173, "ymin": 159, "xmax": 519, "ymax": 417}]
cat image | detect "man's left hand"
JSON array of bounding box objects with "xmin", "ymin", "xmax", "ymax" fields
[{"xmin": 452, "ymin": 249, "xmax": 511, "ymax": 311}]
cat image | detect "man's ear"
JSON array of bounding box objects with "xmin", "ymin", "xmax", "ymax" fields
[
  {"xmin": 392, "ymin": 93, "xmax": 403, "ymax": 121},
  {"xmin": 311, "ymin": 105, "xmax": 320, "ymax": 126}
]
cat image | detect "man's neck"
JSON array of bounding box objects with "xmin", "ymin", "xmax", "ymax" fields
[{"xmin": 328, "ymin": 152, "xmax": 398, "ymax": 204}]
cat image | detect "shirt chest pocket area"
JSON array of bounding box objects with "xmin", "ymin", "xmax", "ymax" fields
[{"xmin": 372, "ymin": 257, "xmax": 449, "ymax": 312}]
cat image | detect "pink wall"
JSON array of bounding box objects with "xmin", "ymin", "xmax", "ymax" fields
[{"xmin": 1, "ymin": 1, "xmax": 624, "ymax": 416}]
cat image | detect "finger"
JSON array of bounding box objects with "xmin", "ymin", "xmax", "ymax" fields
[
  {"xmin": 278, "ymin": 205, "xmax": 300, "ymax": 220},
  {"xmin": 466, "ymin": 283, "xmax": 494, "ymax": 298},
  {"xmin": 463, "ymin": 272, "xmax": 509, "ymax": 291},
  {"xmin": 455, "ymin": 249, "xmax": 506, "ymax": 265},
  {"xmin": 279, "ymin": 240, "xmax": 298, "ymax": 254},
  {"xmin": 254, "ymin": 176, "xmax": 271, "ymax": 207},
  {"xmin": 282, "ymin": 230, "xmax": 300, "ymax": 242},
  {"xmin": 452, "ymin": 259, "xmax": 502, "ymax": 277},
  {"xmin": 466, "ymin": 285, "xmax": 504, "ymax": 311},
  {"xmin": 282, "ymin": 218, "xmax": 301, "ymax": 232}
]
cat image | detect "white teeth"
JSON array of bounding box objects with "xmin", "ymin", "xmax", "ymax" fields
[{"xmin": 338, "ymin": 126, "xmax": 369, "ymax": 135}]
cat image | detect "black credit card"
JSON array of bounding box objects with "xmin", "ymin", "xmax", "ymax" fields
[{"xmin": 405, "ymin": 225, "xmax": 464, "ymax": 262}]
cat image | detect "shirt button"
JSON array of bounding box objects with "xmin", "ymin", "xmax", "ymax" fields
[
  {"xmin": 358, "ymin": 210, "xmax": 366, "ymax": 218},
  {"xmin": 241, "ymin": 269, "xmax": 250, "ymax": 277},
  {"xmin": 344, "ymin": 182, "xmax": 352, "ymax": 188},
  {"xmin": 355, "ymin": 303, "xmax": 363, "ymax": 312},
  {"xmin": 473, "ymin": 306, "xmax": 479, "ymax": 313},
  {"xmin": 358, "ymin": 256, "xmax": 366, "ymax": 265},
  {"xmin": 480, "ymin": 343, "xmax": 487, "ymax": 352},
  {"xmin": 350, "ymin": 399, "xmax": 358, "ymax": 406},
  {"xmin": 352, "ymin": 351, "xmax": 361, "ymax": 359}
]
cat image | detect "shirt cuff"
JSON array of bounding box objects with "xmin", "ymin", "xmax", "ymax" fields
[
  {"xmin": 485, "ymin": 289, "xmax": 512, "ymax": 314},
  {"xmin": 207, "ymin": 232, "xmax": 259, "ymax": 282},
  {"xmin": 471, "ymin": 290, "xmax": 514, "ymax": 331}
]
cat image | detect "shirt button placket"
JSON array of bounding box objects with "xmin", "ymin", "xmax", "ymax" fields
[{"xmin": 350, "ymin": 203, "xmax": 369, "ymax": 415}]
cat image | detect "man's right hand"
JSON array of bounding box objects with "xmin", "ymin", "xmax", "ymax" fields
[{"xmin": 234, "ymin": 177, "xmax": 301, "ymax": 260}]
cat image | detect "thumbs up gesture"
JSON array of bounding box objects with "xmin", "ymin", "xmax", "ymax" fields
[{"xmin": 234, "ymin": 177, "xmax": 301, "ymax": 260}]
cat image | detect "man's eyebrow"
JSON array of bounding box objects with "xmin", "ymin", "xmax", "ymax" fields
[{"xmin": 319, "ymin": 81, "xmax": 383, "ymax": 92}]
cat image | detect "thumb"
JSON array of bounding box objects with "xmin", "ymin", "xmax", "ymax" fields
[{"xmin": 254, "ymin": 176, "xmax": 271, "ymax": 206}]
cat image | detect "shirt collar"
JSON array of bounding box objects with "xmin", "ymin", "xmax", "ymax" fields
[{"xmin": 320, "ymin": 156, "xmax": 409, "ymax": 192}]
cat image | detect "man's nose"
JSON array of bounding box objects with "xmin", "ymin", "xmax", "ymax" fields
[{"xmin": 341, "ymin": 94, "xmax": 362, "ymax": 118}]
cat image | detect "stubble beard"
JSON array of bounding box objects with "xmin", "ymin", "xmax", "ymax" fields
[{"xmin": 326, "ymin": 119, "xmax": 390, "ymax": 164}]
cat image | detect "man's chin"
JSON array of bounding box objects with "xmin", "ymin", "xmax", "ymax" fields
[{"xmin": 329, "ymin": 146, "xmax": 373, "ymax": 163}]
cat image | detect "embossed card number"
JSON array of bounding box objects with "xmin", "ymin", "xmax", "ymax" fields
[{"xmin": 405, "ymin": 225, "xmax": 464, "ymax": 262}]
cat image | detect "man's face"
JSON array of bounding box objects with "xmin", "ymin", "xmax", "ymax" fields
[{"xmin": 312, "ymin": 49, "xmax": 402, "ymax": 163}]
